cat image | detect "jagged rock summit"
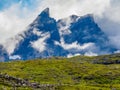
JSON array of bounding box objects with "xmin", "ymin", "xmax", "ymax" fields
[{"xmin": 0, "ymin": 8, "xmax": 117, "ymax": 61}]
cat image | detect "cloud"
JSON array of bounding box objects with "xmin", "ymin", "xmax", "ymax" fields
[
  {"xmin": 38, "ymin": 0, "xmax": 120, "ymax": 50},
  {"xmin": 32, "ymin": 28, "xmax": 42, "ymax": 36},
  {"xmin": 0, "ymin": 0, "xmax": 120, "ymax": 52},
  {"xmin": 84, "ymin": 52, "xmax": 98, "ymax": 56},
  {"xmin": 94, "ymin": 0, "xmax": 120, "ymax": 48},
  {"xmin": 67, "ymin": 53, "xmax": 81, "ymax": 58},
  {"xmin": 9, "ymin": 55, "xmax": 21, "ymax": 60},
  {"xmin": 2, "ymin": 32, "xmax": 24, "ymax": 55},
  {"xmin": 39, "ymin": 0, "xmax": 110, "ymax": 19},
  {"xmin": 55, "ymin": 38, "xmax": 95, "ymax": 51},
  {"xmin": 31, "ymin": 32, "xmax": 50, "ymax": 52},
  {"xmin": 0, "ymin": 1, "xmax": 38, "ymax": 43}
]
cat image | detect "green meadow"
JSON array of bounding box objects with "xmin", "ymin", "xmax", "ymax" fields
[{"xmin": 0, "ymin": 54, "xmax": 120, "ymax": 90}]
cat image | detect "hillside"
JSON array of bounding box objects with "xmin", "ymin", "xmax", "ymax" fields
[{"xmin": 0, "ymin": 54, "xmax": 120, "ymax": 90}]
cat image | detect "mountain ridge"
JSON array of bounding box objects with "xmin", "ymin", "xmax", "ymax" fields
[{"xmin": 0, "ymin": 8, "xmax": 117, "ymax": 61}]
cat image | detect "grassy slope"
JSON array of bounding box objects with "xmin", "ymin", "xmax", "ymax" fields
[{"xmin": 0, "ymin": 54, "xmax": 120, "ymax": 89}]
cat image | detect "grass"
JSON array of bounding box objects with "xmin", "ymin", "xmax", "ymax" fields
[{"xmin": 0, "ymin": 54, "xmax": 120, "ymax": 89}]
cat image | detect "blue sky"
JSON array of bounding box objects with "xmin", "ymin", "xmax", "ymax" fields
[
  {"xmin": 0, "ymin": 0, "xmax": 38, "ymax": 11},
  {"xmin": 0, "ymin": 0, "xmax": 18, "ymax": 10}
]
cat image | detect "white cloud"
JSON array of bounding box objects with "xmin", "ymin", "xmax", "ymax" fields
[
  {"xmin": 0, "ymin": 0, "xmax": 120, "ymax": 55},
  {"xmin": 9, "ymin": 55, "xmax": 21, "ymax": 60},
  {"xmin": 114, "ymin": 50, "xmax": 120, "ymax": 54},
  {"xmin": 2, "ymin": 33, "xmax": 24, "ymax": 55},
  {"xmin": 67, "ymin": 53, "xmax": 81, "ymax": 58},
  {"xmin": 61, "ymin": 41, "xmax": 94, "ymax": 51},
  {"xmin": 55, "ymin": 38, "xmax": 95, "ymax": 51},
  {"xmin": 0, "ymin": 3, "xmax": 37, "ymax": 43},
  {"xmin": 84, "ymin": 52, "xmax": 98, "ymax": 56},
  {"xmin": 31, "ymin": 32, "xmax": 50, "ymax": 52},
  {"xmin": 38, "ymin": 0, "xmax": 120, "ymax": 50},
  {"xmin": 39, "ymin": 0, "xmax": 110, "ymax": 20},
  {"xmin": 33, "ymin": 28, "xmax": 42, "ymax": 36},
  {"xmin": 57, "ymin": 16, "xmax": 79, "ymax": 36}
]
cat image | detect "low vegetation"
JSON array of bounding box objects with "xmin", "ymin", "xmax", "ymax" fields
[{"xmin": 0, "ymin": 54, "xmax": 120, "ymax": 90}]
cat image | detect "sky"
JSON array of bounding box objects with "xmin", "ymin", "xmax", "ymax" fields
[
  {"xmin": 0, "ymin": 0, "xmax": 36, "ymax": 10},
  {"xmin": 0, "ymin": 0, "xmax": 120, "ymax": 48}
]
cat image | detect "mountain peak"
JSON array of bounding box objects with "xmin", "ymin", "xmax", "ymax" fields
[
  {"xmin": 39, "ymin": 8, "xmax": 50, "ymax": 17},
  {"xmin": 80, "ymin": 14, "xmax": 94, "ymax": 21},
  {"xmin": 31, "ymin": 8, "xmax": 50, "ymax": 26},
  {"xmin": 0, "ymin": 8, "xmax": 117, "ymax": 61}
]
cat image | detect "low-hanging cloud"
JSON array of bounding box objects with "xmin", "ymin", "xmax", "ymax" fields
[
  {"xmin": 0, "ymin": 1, "xmax": 38, "ymax": 43},
  {"xmin": 38, "ymin": 0, "xmax": 110, "ymax": 19},
  {"xmin": 0, "ymin": 0, "xmax": 120, "ymax": 50}
]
